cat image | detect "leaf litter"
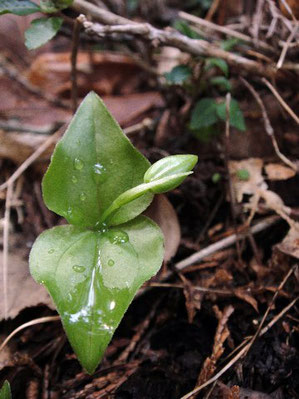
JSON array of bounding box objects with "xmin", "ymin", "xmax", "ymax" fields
[{"xmin": 0, "ymin": 1, "xmax": 299, "ymax": 397}]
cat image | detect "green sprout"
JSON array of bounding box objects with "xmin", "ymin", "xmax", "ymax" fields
[{"xmin": 29, "ymin": 92, "xmax": 197, "ymax": 374}]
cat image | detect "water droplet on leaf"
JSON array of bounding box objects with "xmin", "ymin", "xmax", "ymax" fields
[
  {"xmin": 108, "ymin": 259, "xmax": 115, "ymax": 267},
  {"xmin": 72, "ymin": 265, "xmax": 86, "ymax": 273},
  {"xmin": 71, "ymin": 175, "xmax": 78, "ymax": 183},
  {"xmin": 93, "ymin": 163, "xmax": 107, "ymax": 183},
  {"xmin": 74, "ymin": 158, "xmax": 84, "ymax": 170},
  {"xmin": 108, "ymin": 231, "xmax": 129, "ymax": 245},
  {"xmin": 48, "ymin": 248, "xmax": 55, "ymax": 254},
  {"xmin": 65, "ymin": 206, "xmax": 83, "ymax": 225},
  {"xmin": 80, "ymin": 192, "xmax": 87, "ymax": 201}
]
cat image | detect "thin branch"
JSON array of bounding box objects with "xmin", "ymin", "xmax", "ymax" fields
[
  {"xmin": 0, "ymin": 316, "xmax": 61, "ymax": 352},
  {"xmin": 261, "ymin": 77, "xmax": 299, "ymax": 124},
  {"xmin": 0, "ymin": 121, "xmax": 62, "ymax": 135},
  {"xmin": 179, "ymin": 10, "xmax": 275, "ymax": 52},
  {"xmin": 71, "ymin": 19, "xmax": 82, "ymax": 113},
  {"xmin": 0, "ymin": 128, "xmax": 64, "ymax": 192},
  {"xmin": 224, "ymin": 93, "xmax": 242, "ymax": 261},
  {"xmin": 240, "ymin": 77, "xmax": 297, "ymax": 171},
  {"xmin": 2, "ymin": 183, "xmax": 13, "ymax": 319},
  {"xmin": 174, "ymin": 215, "xmax": 279, "ymax": 271},
  {"xmin": 277, "ymin": 23, "xmax": 299, "ymax": 69},
  {"xmin": 180, "ymin": 291, "xmax": 298, "ymax": 399},
  {"xmin": 72, "ymin": 0, "xmax": 133, "ymax": 25},
  {"xmin": 244, "ymin": 265, "xmax": 297, "ymax": 356},
  {"xmin": 75, "ymin": 13, "xmax": 278, "ymax": 79}
]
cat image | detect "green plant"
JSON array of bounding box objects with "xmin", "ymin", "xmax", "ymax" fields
[
  {"xmin": 0, "ymin": 0, "xmax": 73, "ymax": 49},
  {"xmin": 190, "ymin": 97, "xmax": 245, "ymax": 141},
  {"xmin": 29, "ymin": 92, "xmax": 197, "ymax": 374},
  {"xmin": 0, "ymin": 381, "xmax": 11, "ymax": 399}
]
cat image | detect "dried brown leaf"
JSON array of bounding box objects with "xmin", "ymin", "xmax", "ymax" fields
[
  {"xmin": 144, "ymin": 195, "xmax": 181, "ymax": 263},
  {"xmin": 265, "ymin": 163, "xmax": 296, "ymax": 181},
  {"xmin": 276, "ymin": 224, "xmax": 299, "ymax": 259},
  {"xmin": 0, "ymin": 247, "xmax": 54, "ymax": 320}
]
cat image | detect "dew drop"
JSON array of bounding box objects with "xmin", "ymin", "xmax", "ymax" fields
[
  {"xmin": 108, "ymin": 259, "xmax": 115, "ymax": 267},
  {"xmin": 72, "ymin": 265, "xmax": 86, "ymax": 273},
  {"xmin": 93, "ymin": 163, "xmax": 107, "ymax": 183},
  {"xmin": 48, "ymin": 248, "xmax": 55, "ymax": 254},
  {"xmin": 74, "ymin": 158, "xmax": 84, "ymax": 170},
  {"xmin": 80, "ymin": 192, "xmax": 87, "ymax": 202},
  {"xmin": 71, "ymin": 175, "xmax": 78, "ymax": 183},
  {"xmin": 65, "ymin": 206, "xmax": 83, "ymax": 224},
  {"xmin": 108, "ymin": 230, "xmax": 129, "ymax": 245}
]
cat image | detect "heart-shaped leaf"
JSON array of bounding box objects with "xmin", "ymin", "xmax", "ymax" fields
[
  {"xmin": 42, "ymin": 92, "xmax": 153, "ymax": 228},
  {"xmin": 30, "ymin": 216, "xmax": 163, "ymax": 373}
]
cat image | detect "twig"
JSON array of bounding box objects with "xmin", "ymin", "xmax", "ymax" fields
[
  {"xmin": 175, "ymin": 215, "xmax": 279, "ymax": 272},
  {"xmin": 277, "ymin": 23, "xmax": 299, "ymax": 69},
  {"xmin": 72, "ymin": 0, "xmax": 133, "ymax": 25},
  {"xmin": 0, "ymin": 121, "xmax": 62, "ymax": 135},
  {"xmin": 205, "ymin": 0, "xmax": 220, "ymax": 22},
  {"xmin": 252, "ymin": 0, "xmax": 264, "ymax": 42},
  {"xmin": 243, "ymin": 265, "xmax": 297, "ymax": 355},
  {"xmin": 123, "ymin": 118, "xmax": 154, "ymax": 135},
  {"xmin": 0, "ymin": 128, "xmax": 64, "ymax": 192},
  {"xmin": 240, "ymin": 77, "xmax": 297, "ymax": 171},
  {"xmin": 76, "ymin": 13, "xmax": 278, "ymax": 79},
  {"xmin": 0, "ymin": 316, "xmax": 61, "ymax": 352},
  {"xmin": 179, "ymin": 11, "xmax": 275, "ymax": 52},
  {"xmin": 224, "ymin": 93, "xmax": 242, "ymax": 262},
  {"xmin": 261, "ymin": 77, "xmax": 299, "ymax": 124},
  {"xmin": 180, "ymin": 291, "xmax": 298, "ymax": 399},
  {"xmin": 71, "ymin": 19, "xmax": 82, "ymax": 113},
  {"xmin": 2, "ymin": 183, "xmax": 13, "ymax": 319}
]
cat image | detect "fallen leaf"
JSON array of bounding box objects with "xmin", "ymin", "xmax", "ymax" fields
[
  {"xmin": 196, "ymin": 305, "xmax": 234, "ymax": 385},
  {"xmin": 229, "ymin": 158, "xmax": 266, "ymax": 202},
  {"xmin": 0, "ymin": 246, "xmax": 54, "ymax": 321},
  {"xmin": 234, "ymin": 287, "xmax": 259, "ymax": 312},
  {"xmin": 26, "ymin": 51, "xmax": 146, "ymax": 96},
  {"xmin": 265, "ymin": 163, "xmax": 296, "ymax": 181},
  {"xmin": 276, "ymin": 224, "xmax": 299, "ymax": 259},
  {"xmin": 144, "ymin": 195, "xmax": 181, "ymax": 263}
]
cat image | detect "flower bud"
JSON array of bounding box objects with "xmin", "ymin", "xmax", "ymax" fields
[{"xmin": 144, "ymin": 154, "xmax": 197, "ymax": 193}]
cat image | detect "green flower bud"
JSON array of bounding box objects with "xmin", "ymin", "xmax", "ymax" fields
[{"xmin": 144, "ymin": 154, "xmax": 198, "ymax": 193}]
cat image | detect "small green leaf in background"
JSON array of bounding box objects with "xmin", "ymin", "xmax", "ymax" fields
[
  {"xmin": 126, "ymin": 0, "xmax": 139, "ymax": 13},
  {"xmin": 212, "ymin": 172, "xmax": 221, "ymax": 183},
  {"xmin": 173, "ymin": 20, "xmax": 202, "ymax": 39},
  {"xmin": 191, "ymin": 125, "xmax": 219, "ymax": 142},
  {"xmin": 25, "ymin": 17, "xmax": 63, "ymax": 50},
  {"xmin": 40, "ymin": 0, "xmax": 73, "ymax": 12},
  {"xmin": 0, "ymin": 381, "xmax": 11, "ymax": 399},
  {"xmin": 190, "ymin": 98, "xmax": 218, "ymax": 130},
  {"xmin": 236, "ymin": 169, "xmax": 250, "ymax": 180},
  {"xmin": 164, "ymin": 65, "xmax": 192, "ymax": 85},
  {"xmin": 198, "ymin": 0, "xmax": 213, "ymax": 10},
  {"xmin": 205, "ymin": 58, "xmax": 229, "ymax": 77},
  {"xmin": 216, "ymin": 98, "xmax": 246, "ymax": 131},
  {"xmin": 220, "ymin": 37, "xmax": 241, "ymax": 51},
  {"xmin": 210, "ymin": 76, "xmax": 232, "ymax": 92},
  {"xmin": 0, "ymin": 0, "xmax": 40, "ymax": 16}
]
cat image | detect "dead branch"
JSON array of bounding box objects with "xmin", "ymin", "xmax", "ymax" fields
[{"xmin": 74, "ymin": 9, "xmax": 279, "ymax": 79}]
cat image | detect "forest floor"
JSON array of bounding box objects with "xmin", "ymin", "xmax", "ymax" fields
[{"xmin": 0, "ymin": 1, "xmax": 298, "ymax": 398}]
